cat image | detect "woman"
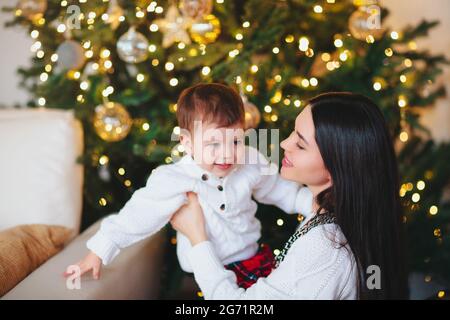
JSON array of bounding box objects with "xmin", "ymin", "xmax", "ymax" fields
[{"xmin": 171, "ymin": 92, "xmax": 408, "ymax": 300}]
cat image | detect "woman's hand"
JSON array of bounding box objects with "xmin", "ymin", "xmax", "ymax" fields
[{"xmin": 170, "ymin": 192, "xmax": 208, "ymax": 246}]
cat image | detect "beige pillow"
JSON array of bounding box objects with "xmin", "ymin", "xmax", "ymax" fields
[{"xmin": 0, "ymin": 224, "xmax": 73, "ymax": 296}]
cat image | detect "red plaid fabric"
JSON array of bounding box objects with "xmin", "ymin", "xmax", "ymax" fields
[{"xmin": 224, "ymin": 244, "xmax": 275, "ymax": 289}]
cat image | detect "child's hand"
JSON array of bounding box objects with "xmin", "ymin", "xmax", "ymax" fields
[{"xmin": 64, "ymin": 251, "xmax": 102, "ymax": 280}]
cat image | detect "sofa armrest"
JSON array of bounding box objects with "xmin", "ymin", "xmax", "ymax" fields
[{"xmin": 2, "ymin": 217, "xmax": 167, "ymax": 300}]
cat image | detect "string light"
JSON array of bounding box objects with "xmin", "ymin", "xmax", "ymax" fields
[
  {"xmin": 80, "ymin": 81, "xmax": 89, "ymax": 90},
  {"xmin": 321, "ymin": 53, "xmax": 331, "ymax": 61},
  {"xmin": 147, "ymin": 2, "xmax": 157, "ymax": 12},
  {"xmin": 417, "ymin": 180, "xmax": 425, "ymax": 190},
  {"xmin": 136, "ymin": 73, "xmax": 145, "ymax": 82},
  {"xmin": 334, "ymin": 39, "xmax": 343, "ymax": 48},
  {"xmin": 85, "ymin": 50, "xmax": 94, "ymax": 58},
  {"xmin": 429, "ymin": 206, "xmax": 438, "ymax": 216},
  {"xmin": 30, "ymin": 41, "xmax": 42, "ymax": 52},
  {"xmin": 118, "ymin": 168, "xmax": 125, "ymax": 175},
  {"xmin": 272, "ymin": 47, "xmax": 279, "ymax": 54},
  {"xmin": 99, "ymin": 197, "xmax": 107, "ymax": 206},
  {"xmin": 228, "ymin": 49, "xmax": 239, "ymax": 58},
  {"xmin": 169, "ymin": 78, "xmax": 179, "ymax": 86},
  {"xmin": 399, "ymin": 131, "xmax": 408, "ymax": 142},
  {"xmin": 83, "ymin": 41, "xmax": 91, "ymax": 49},
  {"xmin": 285, "ymin": 35, "xmax": 295, "ymax": 43},
  {"xmin": 366, "ymin": 35, "xmax": 375, "ymax": 43},
  {"xmin": 384, "ymin": 48, "xmax": 393, "ymax": 57},
  {"xmin": 390, "ymin": 31, "xmax": 399, "ymax": 40},
  {"xmin": 201, "ymin": 66, "xmax": 211, "ymax": 75},
  {"xmin": 30, "ymin": 30, "xmax": 39, "ymax": 39},
  {"xmin": 149, "ymin": 24, "xmax": 159, "ymax": 32},
  {"xmin": 398, "ymin": 95, "xmax": 407, "ymax": 108},
  {"xmin": 40, "ymin": 72, "xmax": 48, "ymax": 82},
  {"xmin": 38, "ymin": 97, "xmax": 46, "ymax": 106},
  {"xmin": 165, "ymin": 62, "xmax": 175, "ymax": 71},
  {"xmin": 298, "ymin": 37, "xmax": 309, "ymax": 51},
  {"xmin": 104, "ymin": 60, "xmax": 113, "ymax": 69},
  {"xmin": 99, "ymin": 155, "xmax": 109, "ymax": 165},
  {"xmin": 100, "ymin": 49, "xmax": 110, "ymax": 59},
  {"xmin": 301, "ymin": 78, "xmax": 310, "ymax": 87},
  {"xmin": 57, "ymin": 23, "xmax": 66, "ymax": 33},
  {"xmin": 142, "ymin": 123, "xmax": 150, "ymax": 131},
  {"xmin": 102, "ymin": 86, "xmax": 114, "ymax": 97},
  {"xmin": 313, "ymin": 5, "xmax": 323, "ymax": 13}
]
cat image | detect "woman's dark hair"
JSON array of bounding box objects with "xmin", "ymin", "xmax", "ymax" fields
[{"xmin": 309, "ymin": 92, "xmax": 408, "ymax": 300}]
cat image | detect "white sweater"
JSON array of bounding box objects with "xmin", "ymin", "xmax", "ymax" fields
[
  {"xmin": 188, "ymin": 220, "xmax": 359, "ymax": 299},
  {"xmin": 86, "ymin": 146, "xmax": 313, "ymax": 272}
]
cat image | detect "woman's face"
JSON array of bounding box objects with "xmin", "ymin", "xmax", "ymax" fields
[{"xmin": 280, "ymin": 105, "xmax": 332, "ymax": 194}]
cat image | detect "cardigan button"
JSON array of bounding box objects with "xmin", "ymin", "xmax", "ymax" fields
[
  {"xmin": 217, "ymin": 185, "xmax": 223, "ymax": 191},
  {"xmin": 201, "ymin": 174, "xmax": 208, "ymax": 181},
  {"xmin": 220, "ymin": 204, "xmax": 225, "ymax": 211}
]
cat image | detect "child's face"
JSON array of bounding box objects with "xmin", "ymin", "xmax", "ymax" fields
[{"xmin": 181, "ymin": 121, "xmax": 246, "ymax": 178}]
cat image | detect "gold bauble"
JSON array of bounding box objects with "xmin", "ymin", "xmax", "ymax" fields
[
  {"xmin": 56, "ymin": 40, "xmax": 86, "ymax": 71},
  {"xmin": 116, "ymin": 27, "xmax": 149, "ymax": 63},
  {"xmin": 93, "ymin": 102, "xmax": 132, "ymax": 142},
  {"xmin": 353, "ymin": 0, "xmax": 379, "ymax": 6},
  {"xmin": 179, "ymin": 0, "xmax": 213, "ymax": 20},
  {"xmin": 242, "ymin": 95, "xmax": 261, "ymax": 130},
  {"xmin": 348, "ymin": 6, "xmax": 384, "ymax": 41},
  {"xmin": 17, "ymin": 0, "xmax": 47, "ymax": 22},
  {"xmin": 189, "ymin": 14, "xmax": 221, "ymax": 45}
]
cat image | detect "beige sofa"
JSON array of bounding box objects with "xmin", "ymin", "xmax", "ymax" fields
[{"xmin": 0, "ymin": 108, "xmax": 166, "ymax": 299}]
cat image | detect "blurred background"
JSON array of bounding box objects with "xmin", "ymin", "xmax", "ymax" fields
[{"xmin": 0, "ymin": 0, "xmax": 449, "ymax": 300}]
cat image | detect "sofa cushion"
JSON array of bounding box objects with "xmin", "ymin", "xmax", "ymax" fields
[
  {"xmin": 0, "ymin": 224, "xmax": 73, "ymax": 296},
  {"xmin": 0, "ymin": 109, "xmax": 84, "ymax": 233}
]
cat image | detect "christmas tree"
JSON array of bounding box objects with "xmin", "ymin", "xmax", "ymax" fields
[{"xmin": 3, "ymin": 0, "xmax": 449, "ymax": 298}]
